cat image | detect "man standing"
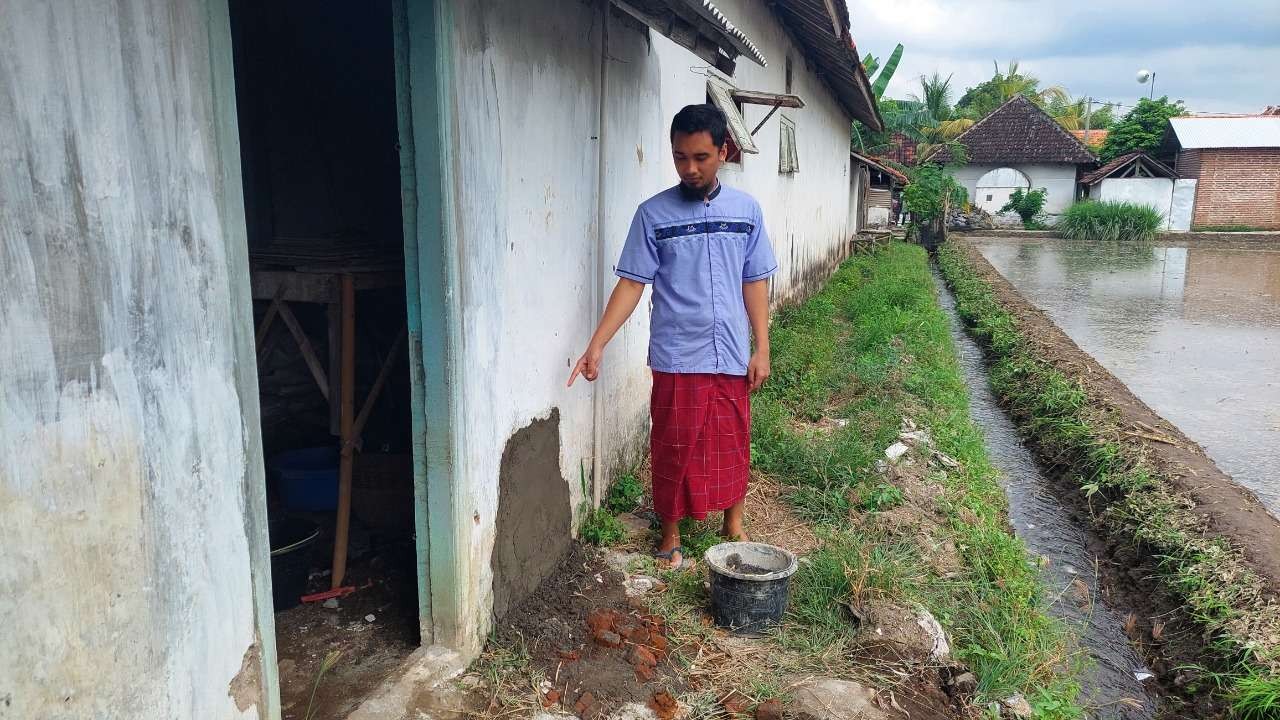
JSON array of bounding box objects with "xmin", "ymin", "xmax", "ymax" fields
[{"xmin": 567, "ymin": 104, "xmax": 777, "ymax": 569}]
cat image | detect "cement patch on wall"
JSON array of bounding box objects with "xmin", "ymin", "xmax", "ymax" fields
[{"xmin": 489, "ymin": 409, "xmax": 571, "ymax": 621}]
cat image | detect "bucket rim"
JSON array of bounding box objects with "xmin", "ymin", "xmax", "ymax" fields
[{"xmin": 704, "ymin": 541, "xmax": 798, "ymax": 581}]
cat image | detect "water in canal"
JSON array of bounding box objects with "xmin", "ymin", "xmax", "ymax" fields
[
  {"xmin": 934, "ymin": 271, "xmax": 1156, "ymax": 719},
  {"xmin": 973, "ymin": 238, "xmax": 1280, "ymax": 517}
]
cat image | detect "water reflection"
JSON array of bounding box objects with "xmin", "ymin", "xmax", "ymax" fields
[
  {"xmin": 934, "ymin": 272, "xmax": 1155, "ymax": 719},
  {"xmin": 976, "ymin": 239, "xmax": 1280, "ymax": 516}
]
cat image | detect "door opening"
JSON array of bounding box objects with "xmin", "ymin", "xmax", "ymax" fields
[{"xmin": 228, "ymin": 0, "xmax": 422, "ymax": 715}]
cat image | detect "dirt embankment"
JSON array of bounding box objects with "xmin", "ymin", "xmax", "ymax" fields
[{"xmin": 956, "ymin": 241, "xmax": 1280, "ymax": 596}]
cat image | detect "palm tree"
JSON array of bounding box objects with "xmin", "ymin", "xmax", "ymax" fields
[
  {"xmin": 904, "ymin": 73, "xmax": 975, "ymax": 157},
  {"xmin": 911, "ymin": 72, "xmax": 953, "ymax": 121},
  {"xmin": 994, "ymin": 60, "xmax": 1068, "ymax": 106}
]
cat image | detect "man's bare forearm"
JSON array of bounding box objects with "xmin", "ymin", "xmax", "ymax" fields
[
  {"xmin": 743, "ymin": 279, "xmax": 770, "ymax": 353},
  {"xmin": 588, "ymin": 278, "xmax": 646, "ymax": 351}
]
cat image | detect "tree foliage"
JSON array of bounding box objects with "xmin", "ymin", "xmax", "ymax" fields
[
  {"xmin": 999, "ymin": 188, "xmax": 1048, "ymax": 227},
  {"xmin": 862, "ymin": 43, "xmax": 904, "ymax": 100},
  {"xmin": 903, "ymin": 164, "xmax": 967, "ymax": 222},
  {"xmin": 955, "ymin": 60, "xmax": 1067, "ymax": 119},
  {"xmin": 1046, "ymin": 95, "xmax": 1117, "ymax": 132},
  {"xmin": 1098, "ymin": 96, "xmax": 1185, "ymax": 162}
]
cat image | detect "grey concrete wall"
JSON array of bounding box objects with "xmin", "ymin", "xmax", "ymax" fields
[{"xmin": 0, "ymin": 1, "xmax": 274, "ymax": 718}]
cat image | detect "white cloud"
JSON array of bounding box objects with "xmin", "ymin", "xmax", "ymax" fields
[{"xmin": 848, "ymin": 0, "xmax": 1280, "ymax": 114}]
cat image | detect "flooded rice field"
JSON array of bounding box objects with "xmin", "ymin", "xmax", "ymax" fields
[
  {"xmin": 973, "ymin": 238, "xmax": 1280, "ymax": 517},
  {"xmin": 934, "ymin": 271, "xmax": 1156, "ymax": 719}
]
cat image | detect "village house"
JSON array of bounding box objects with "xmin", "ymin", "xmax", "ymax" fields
[
  {"xmin": 1080, "ymin": 151, "xmax": 1197, "ymax": 231},
  {"xmin": 930, "ymin": 94, "xmax": 1096, "ymax": 221},
  {"xmin": 0, "ymin": 1, "xmax": 881, "ymax": 718},
  {"xmin": 1160, "ymin": 111, "xmax": 1280, "ymax": 230},
  {"xmin": 851, "ymin": 151, "xmax": 909, "ymax": 228}
]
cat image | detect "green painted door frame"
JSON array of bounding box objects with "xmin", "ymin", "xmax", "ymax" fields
[{"xmin": 394, "ymin": 0, "xmax": 466, "ymax": 649}]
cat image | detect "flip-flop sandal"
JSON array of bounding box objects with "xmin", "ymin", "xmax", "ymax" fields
[{"xmin": 653, "ymin": 546, "xmax": 694, "ymax": 571}]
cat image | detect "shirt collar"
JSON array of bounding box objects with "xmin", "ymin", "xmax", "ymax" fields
[{"xmin": 678, "ymin": 180, "xmax": 722, "ymax": 203}]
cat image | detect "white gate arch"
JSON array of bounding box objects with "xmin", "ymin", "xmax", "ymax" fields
[{"xmin": 975, "ymin": 167, "xmax": 1031, "ymax": 214}]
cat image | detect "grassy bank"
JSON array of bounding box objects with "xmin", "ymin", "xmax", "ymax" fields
[
  {"xmin": 937, "ymin": 242, "xmax": 1280, "ymax": 719},
  {"xmin": 632, "ymin": 242, "xmax": 1085, "ymax": 717},
  {"xmin": 760, "ymin": 242, "xmax": 1082, "ymax": 715}
]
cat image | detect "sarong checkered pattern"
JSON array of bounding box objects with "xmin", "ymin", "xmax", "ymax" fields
[{"xmin": 650, "ymin": 371, "xmax": 751, "ymax": 521}]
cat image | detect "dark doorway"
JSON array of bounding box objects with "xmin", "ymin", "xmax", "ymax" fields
[{"xmin": 228, "ymin": 1, "xmax": 420, "ymax": 716}]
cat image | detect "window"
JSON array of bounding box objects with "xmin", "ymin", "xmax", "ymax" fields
[
  {"xmin": 986, "ymin": 194, "xmax": 993, "ymax": 201},
  {"xmin": 779, "ymin": 116, "xmax": 798, "ymax": 174},
  {"xmin": 785, "ymin": 56, "xmax": 794, "ymax": 94},
  {"xmin": 706, "ymin": 75, "xmax": 759, "ymax": 164},
  {"xmin": 706, "ymin": 91, "xmax": 745, "ymax": 163}
]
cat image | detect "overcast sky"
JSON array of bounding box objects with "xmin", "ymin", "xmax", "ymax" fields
[{"xmin": 845, "ymin": 0, "xmax": 1280, "ymax": 115}]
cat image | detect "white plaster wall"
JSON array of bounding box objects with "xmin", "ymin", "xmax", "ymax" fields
[
  {"xmin": 0, "ymin": 1, "xmax": 273, "ymax": 718},
  {"xmin": 952, "ymin": 163, "xmax": 1079, "ymax": 215},
  {"xmin": 441, "ymin": 0, "xmax": 861, "ymax": 649},
  {"xmin": 441, "ymin": 0, "xmax": 603, "ymax": 653},
  {"xmin": 1098, "ymin": 177, "xmax": 1175, "ymax": 227},
  {"xmin": 1169, "ymin": 179, "xmax": 1198, "ymax": 232}
]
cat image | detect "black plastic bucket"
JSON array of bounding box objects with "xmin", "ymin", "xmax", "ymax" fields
[
  {"xmin": 269, "ymin": 518, "xmax": 320, "ymax": 611},
  {"xmin": 705, "ymin": 542, "xmax": 799, "ymax": 636}
]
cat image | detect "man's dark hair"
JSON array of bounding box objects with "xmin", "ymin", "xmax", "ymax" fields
[{"xmin": 670, "ymin": 104, "xmax": 728, "ymax": 147}]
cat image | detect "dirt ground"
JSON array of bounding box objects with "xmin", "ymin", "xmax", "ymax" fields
[
  {"xmin": 955, "ymin": 240, "xmax": 1280, "ymax": 718},
  {"xmin": 476, "ymin": 465, "xmax": 966, "ymax": 720},
  {"xmin": 275, "ymin": 534, "xmax": 420, "ymax": 720},
  {"xmin": 492, "ymin": 545, "xmax": 687, "ymax": 717}
]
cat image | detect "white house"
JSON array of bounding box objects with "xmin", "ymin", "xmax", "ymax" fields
[
  {"xmin": 0, "ymin": 1, "xmax": 881, "ymax": 717},
  {"xmin": 930, "ymin": 94, "xmax": 1096, "ymax": 221},
  {"xmin": 1081, "ymin": 152, "xmax": 1196, "ymax": 231}
]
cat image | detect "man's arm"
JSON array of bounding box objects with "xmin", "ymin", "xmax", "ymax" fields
[
  {"xmin": 567, "ymin": 278, "xmax": 646, "ymax": 386},
  {"xmin": 743, "ymin": 279, "xmax": 770, "ymax": 391}
]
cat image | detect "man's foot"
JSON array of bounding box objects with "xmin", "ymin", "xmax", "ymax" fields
[{"xmin": 653, "ymin": 544, "xmax": 687, "ymax": 570}]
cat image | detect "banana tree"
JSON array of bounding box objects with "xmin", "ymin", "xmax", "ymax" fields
[{"xmin": 862, "ymin": 43, "xmax": 904, "ymax": 100}]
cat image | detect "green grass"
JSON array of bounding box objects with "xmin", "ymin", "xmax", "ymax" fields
[
  {"xmin": 937, "ymin": 242, "xmax": 1280, "ymax": 717},
  {"xmin": 1059, "ymin": 200, "xmax": 1163, "ymax": 243},
  {"xmin": 1193, "ymin": 224, "xmax": 1265, "ymax": 233},
  {"xmin": 604, "ymin": 472, "xmax": 645, "ymax": 515},
  {"xmin": 745, "ymin": 242, "xmax": 1084, "ymax": 716}
]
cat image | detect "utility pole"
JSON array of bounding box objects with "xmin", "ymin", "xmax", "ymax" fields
[{"xmin": 1083, "ymin": 96, "xmax": 1092, "ymax": 147}]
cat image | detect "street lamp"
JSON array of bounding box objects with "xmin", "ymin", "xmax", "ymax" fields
[{"xmin": 1137, "ymin": 69, "xmax": 1156, "ymax": 100}]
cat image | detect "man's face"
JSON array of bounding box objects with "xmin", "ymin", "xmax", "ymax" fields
[{"xmin": 671, "ymin": 130, "xmax": 727, "ymax": 194}]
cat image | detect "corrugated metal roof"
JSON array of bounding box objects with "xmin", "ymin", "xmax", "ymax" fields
[
  {"xmin": 768, "ymin": 0, "xmax": 882, "ymax": 129},
  {"xmin": 851, "ymin": 151, "xmax": 908, "ymax": 184},
  {"xmin": 685, "ymin": 0, "xmax": 767, "ymax": 67},
  {"xmin": 1169, "ymin": 116, "xmax": 1280, "ymax": 149}
]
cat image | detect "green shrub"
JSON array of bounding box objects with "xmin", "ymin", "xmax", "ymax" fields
[
  {"xmin": 1058, "ymin": 201, "xmax": 1162, "ymax": 243},
  {"xmin": 903, "ymin": 164, "xmax": 967, "ymax": 222},
  {"xmin": 604, "ymin": 473, "xmax": 645, "ymax": 515},
  {"xmin": 999, "ymin": 187, "xmax": 1048, "ymax": 228},
  {"xmin": 579, "ymin": 508, "xmax": 624, "ymax": 545}
]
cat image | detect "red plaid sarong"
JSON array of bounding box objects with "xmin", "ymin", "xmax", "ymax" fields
[{"xmin": 650, "ymin": 371, "xmax": 751, "ymax": 521}]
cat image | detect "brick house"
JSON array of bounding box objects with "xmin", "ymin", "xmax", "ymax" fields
[{"xmin": 1161, "ymin": 114, "xmax": 1280, "ymax": 230}]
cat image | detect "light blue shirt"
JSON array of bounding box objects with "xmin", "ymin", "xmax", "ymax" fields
[{"xmin": 615, "ymin": 183, "xmax": 777, "ymax": 375}]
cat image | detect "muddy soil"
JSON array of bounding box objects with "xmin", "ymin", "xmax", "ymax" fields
[
  {"xmin": 954, "ymin": 242, "xmax": 1280, "ymax": 718},
  {"xmin": 275, "ymin": 536, "xmax": 419, "ymax": 720},
  {"xmin": 493, "ymin": 545, "xmax": 686, "ymax": 717}
]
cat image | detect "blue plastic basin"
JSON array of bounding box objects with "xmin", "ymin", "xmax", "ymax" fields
[{"xmin": 271, "ymin": 446, "xmax": 339, "ymax": 512}]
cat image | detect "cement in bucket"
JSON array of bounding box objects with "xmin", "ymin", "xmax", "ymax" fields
[{"xmin": 704, "ymin": 542, "xmax": 798, "ymax": 636}]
